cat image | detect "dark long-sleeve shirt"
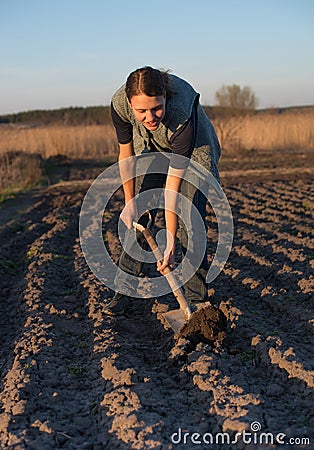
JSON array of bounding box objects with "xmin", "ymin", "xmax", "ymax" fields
[{"xmin": 111, "ymin": 101, "xmax": 197, "ymax": 168}]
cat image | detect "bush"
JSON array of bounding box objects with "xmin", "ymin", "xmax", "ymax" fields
[{"xmin": 0, "ymin": 151, "xmax": 45, "ymax": 193}]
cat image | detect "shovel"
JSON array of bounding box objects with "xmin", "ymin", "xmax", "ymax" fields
[{"xmin": 133, "ymin": 212, "xmax": 192, "ymax": 333}]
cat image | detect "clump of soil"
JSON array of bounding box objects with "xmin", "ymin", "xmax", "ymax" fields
[{"xmin": 178, "ymin": 305, "xmax": 227, "ymax": 345}]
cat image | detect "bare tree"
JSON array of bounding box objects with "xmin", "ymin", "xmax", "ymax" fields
[
  {"xmin": 215, "ymin": 84, "xmax": 258, "ymax": 110},
  {"xmin": 212, "ymin": 115, "xmax": 242, "ymax": 152}
]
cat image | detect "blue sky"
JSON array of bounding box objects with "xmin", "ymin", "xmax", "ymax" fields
[{"xmin": 0, "ymin": 0, "xmax": 313, "ymax": 114}]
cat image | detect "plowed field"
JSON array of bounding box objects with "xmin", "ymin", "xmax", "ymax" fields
[{"xmin": 0, "ymin": 156, "xmax": 313, "ymax": 449}]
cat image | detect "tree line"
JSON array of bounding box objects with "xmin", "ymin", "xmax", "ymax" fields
[
  {"xmin": 0, "ymin": 85, "xmax": 258, "ymax": 125},
  {"xmin": 0, "ymin": 106, "xmax": 112, "ymax": 126},
  {"xmin": 1, "ymin": 85, "xmax": 309, "ymax": 126},
  {"xmin": 0, "ymin": 106, "xmax": 251, "ymax": 126}
]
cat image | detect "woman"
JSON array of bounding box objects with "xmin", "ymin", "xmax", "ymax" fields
[{"xmin": 104, "ymin": 66, "xmax": 221, "ymax": 315}]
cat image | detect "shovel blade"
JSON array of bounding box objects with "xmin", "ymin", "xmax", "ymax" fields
[{"xmin": 162, "ymin": 309, "xmax": 187, "ymax": 334}]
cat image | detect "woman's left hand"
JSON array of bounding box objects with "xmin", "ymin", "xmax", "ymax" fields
[{"xmin": 157, "ymin": 249, "xmax": 175, "ymax": 273}]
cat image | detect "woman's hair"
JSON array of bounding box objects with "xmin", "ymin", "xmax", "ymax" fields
[{"xmin": 125, "ymin": 66, "xmax": 173, "ymax": 101}]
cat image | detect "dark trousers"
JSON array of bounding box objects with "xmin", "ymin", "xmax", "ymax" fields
[{"xmin": 115, "ymin": 160, "xmax": 209, "ymax": 303}]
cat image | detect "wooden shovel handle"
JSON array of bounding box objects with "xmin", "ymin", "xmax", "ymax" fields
[{"xmin": 140, "ymin": 228, "xmax": 191, "ymax": 318}]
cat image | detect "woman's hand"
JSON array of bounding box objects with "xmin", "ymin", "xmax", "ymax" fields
[
  {"xmin": 157, "ymin": 245, "xmax": 175, "ymax": 273},
  {"xmin": 120, "ymin": 198, "xmax": 138, "ymax": 229}
]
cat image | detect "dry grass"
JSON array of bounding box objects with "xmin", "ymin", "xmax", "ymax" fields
[
  {"xmin": 0, "ymin": 124, "xmax": 118, "ymax": 202},
  {"xmin": 0, "ymin": 151, "xmax": 45, "ymax": 201},
  {"xmin": 0, "ymin": 109, "xmax": 313, "ymax": 159},
  {"xmin": 0, "ymin": 108, "xmax": 313, "ymax": 202},
  {"xmin": 213, "ymin": 108, "xmax": 314, "ymax": 152},
  {"xmin": 0, "ymin": 123, "xmax": 118, "ymax": 159}
]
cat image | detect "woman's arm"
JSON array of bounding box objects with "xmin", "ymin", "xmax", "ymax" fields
[
  {"xmin": 157, "ymin": 166, "xmax": 186, "ymax": 272},
  {"xmin": 118, "ymin": 141, "xmax": 137, "ymax": 229},
  {"xmin": 111, "ymin": 103, "xmax": 137, "ymax": 229},
  {"xmin": 118, "ymin": 141, "xmax": 135, "ymax": 202},
  {"xmin": 157, "ymin": 102, "xmax": 197, "ymax": 272}
]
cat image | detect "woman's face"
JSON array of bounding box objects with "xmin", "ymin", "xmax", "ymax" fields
[{"xmin": 130, "ymin": 94, "xmax": 166, "ymax": 131}]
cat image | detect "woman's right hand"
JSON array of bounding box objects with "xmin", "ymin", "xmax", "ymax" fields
[{"xmin": 120, "ymin": 198, "xmax": 138, "ymax": 229}]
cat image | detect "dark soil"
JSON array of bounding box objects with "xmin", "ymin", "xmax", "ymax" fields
[
  {"xmin": 0, "ymin": 150, "xmax": 313, "ymax": 449},
  {"xmin": 178, "ymin": 306, "xmax": 227, "ymax": 345}
]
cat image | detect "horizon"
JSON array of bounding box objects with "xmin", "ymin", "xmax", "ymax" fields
[
  {"xmin": 1, "ymin": 103, "xmax": 314, "ymax": 119},
  {"xmin": 1, "ymin": 0, "xmax": 313, "ymax": 115}
]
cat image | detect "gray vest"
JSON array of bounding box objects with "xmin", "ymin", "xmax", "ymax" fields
[{"xmin": 112, "ymin": 74, "xmax": 221, "ymax": 181}]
